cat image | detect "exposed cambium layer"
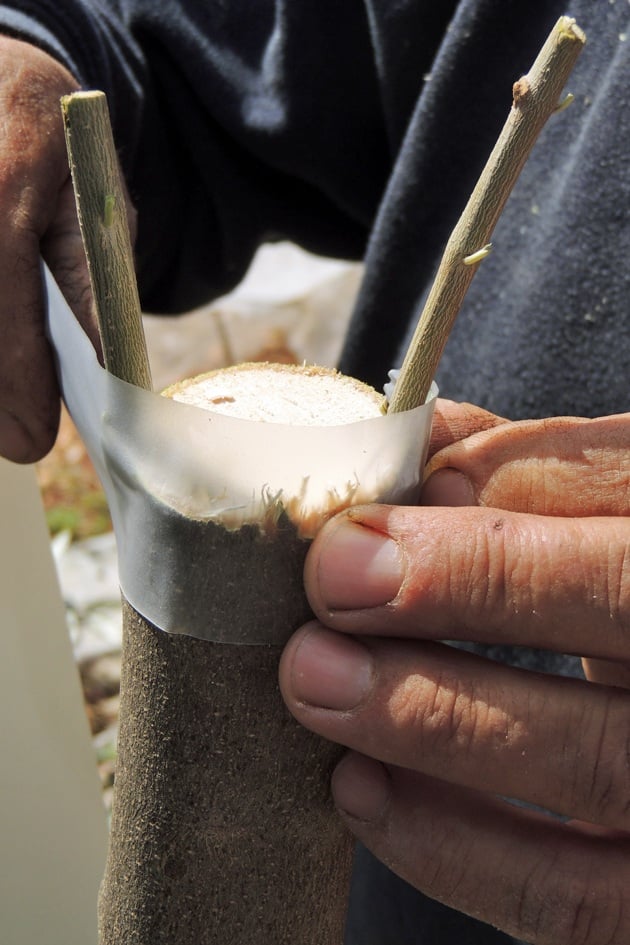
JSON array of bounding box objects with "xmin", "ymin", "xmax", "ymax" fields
[{"xmin": 164, "ymin": 362, "xmax": 386, "ymax": 424}]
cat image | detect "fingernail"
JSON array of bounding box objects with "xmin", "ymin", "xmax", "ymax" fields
[
  {"xmin": 0, "ymin": 411, "xmax": 34, "ymax": 463},
  {"xmin": 291, "ymin": 626, "xmax": 374, "ymax": 710},
  {"xmin": 317, "ymin": 518, "xmax": 403, "ymax": 610},
  {"xmin": 332, "ymin": 753, "xmax": 391, "ymax": 822},
  {"xmin": 421, "ymin": 468, "xmax": 475, "ymax": 506}
]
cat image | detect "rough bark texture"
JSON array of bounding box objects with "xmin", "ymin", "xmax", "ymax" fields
[
  {"xmin": 98, "ymin": 533, "xmax": 353, "ymax": 944},
  {"xmin": 62, "ymin": 92, "xmax": 152, "ymax": 391}
]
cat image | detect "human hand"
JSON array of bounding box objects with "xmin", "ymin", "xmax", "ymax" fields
[
  {"xmin": 0, "ymin": 37, "xmax": 133, "ymax": 463},
  {"xmin": 280, "ymin": 409, "xmax": 630, "ymax": 944}
]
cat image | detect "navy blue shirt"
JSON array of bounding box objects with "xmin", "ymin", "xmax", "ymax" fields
[{"xmin": 2, "ymin": 2, "xmax": 627, "ymax": 422}]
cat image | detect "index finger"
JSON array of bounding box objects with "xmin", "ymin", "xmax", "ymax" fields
[
  {"xmin": 428, "ymin": 398, "xmax": 508, "ymax": 458},
  {"xmin": 0, "ymin": 39, "xmax": 83, "ymax": 462},
  {"xmin": 304, "ymin": 504, "xmax": 630, "ymax": 661},
  {"xmin": 424, "ymin": 414, "xmax": 630, "ymax": 516},
  {"xmin": 0, "ymin": 229, "xmax": 60, "ymax": 462}
]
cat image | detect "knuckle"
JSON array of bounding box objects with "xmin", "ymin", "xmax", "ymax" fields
[
  {"xmin": 603, "ymin": 537, "xmax": 630, "ymax": 634},
  {"xmin": 604, "ymin": 739, "xmax": 630, "ymax": 827},
  {"xmin": 418, "ymin": 831, "xmax": 471, "ymax": 903},
  {"xmin": 388, "ymin": 664, "xmax": 486, "ymax": 764},
  {"xmin": 564, "ymin": 882, "xmax": 629, "ymax": 945},
  {"xmin": 578, "ymin": 697, "xmax": 630, "ymax": 828},
  {"xmin": 519, "ymin": 857, "xmax": 630, "ymax": 945},
  {"xmin": 461, "ymin": 515, "xmax": 540, "ymax": 630}
]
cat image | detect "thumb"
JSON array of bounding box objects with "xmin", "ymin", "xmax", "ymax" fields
[
  {"xmin": 428, "ymin": 398, "xmax": 508, "ymax": 460},
  {"xmin": 422, "ymin": 414, "xmax": 630, "ymax": 517}
]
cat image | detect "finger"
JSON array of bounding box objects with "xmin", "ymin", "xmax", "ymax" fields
[
  {"xmin": 0, "ymin": 40, "xmax": 80, "ymax": 461},
  {"xmin": 330, "ymin": 754, "xmax": 630, "ymax": 945},
  {"xmin": 428, "ymin": 398, "xmax": 508, "ymax": 459},
  {"xmin": 40, "ymin": 180, "xmax": 101, "ymax": 352},
  {"xmin": 423, "ymin": 414, "xmax": 630, "ymax": 516},
  {"xmin": 280, "ymin": 625, "xmax": 630, "ymax": 829},
  {"xmin": 303, "ymin": 504, "xmax": 630, "ymax": 660},
  {"xmin": 582, "ymin": 658, "xmax": 630, "ymax": 689},
  {"xmin": 0, "ymin": 228, "xmax": 61, "ymax": 462}
]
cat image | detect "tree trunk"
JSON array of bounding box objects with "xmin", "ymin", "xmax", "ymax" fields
[
  {"xmin": 97, "ymin": 466, "xmax": 358, "ymax": 943},
  {"xmin": 96, "ymin": 364, "xmax": 417, "ymax": 943},
  {"xmin": 99, "ymin": 593, "xmax": 352, "ymax": 944}
]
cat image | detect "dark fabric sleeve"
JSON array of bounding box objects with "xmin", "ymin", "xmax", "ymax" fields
[
  {"xmin": 0, "ymin": 0, "xmax": 453, "ymax": 314},
  {"xmin": 430, "ymin": 0, "xmax": 630, "ymax": 422},
  {"xmin": 339, "ymin": 0, "xmax": 630, "ymax": 422},
  {"xmin": 0, "ymin": 1, "xmax": 366, "ymax": 308},
  {"xmin": 0, "ymin": 0, "xmax": 626, "ymax": 419}
]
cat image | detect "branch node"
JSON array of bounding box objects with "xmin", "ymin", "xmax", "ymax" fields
[
  {"xmin": 557, "ymin": 17, "xmax": 586, "ymax": 44},
  {"xmin": 463, "ymin": 244, "xmax": 493, "ymax": 266},
  {"xmin": 554, "ymin": 92, "xmax": 575, "ymax": 113},
  {"xmin": 512, "ymin": 78, "xmax": 531, "ymax": 107}
]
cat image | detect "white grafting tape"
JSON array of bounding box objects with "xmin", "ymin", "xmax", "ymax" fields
[{"xmin": 43, "ymin": 263, "xmax": 437, "ymax": 643}]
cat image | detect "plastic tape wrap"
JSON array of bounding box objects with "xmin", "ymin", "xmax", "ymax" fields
[{"xmin": 43, "ymin": 264, "xmax": 437, "ymax": 642}]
